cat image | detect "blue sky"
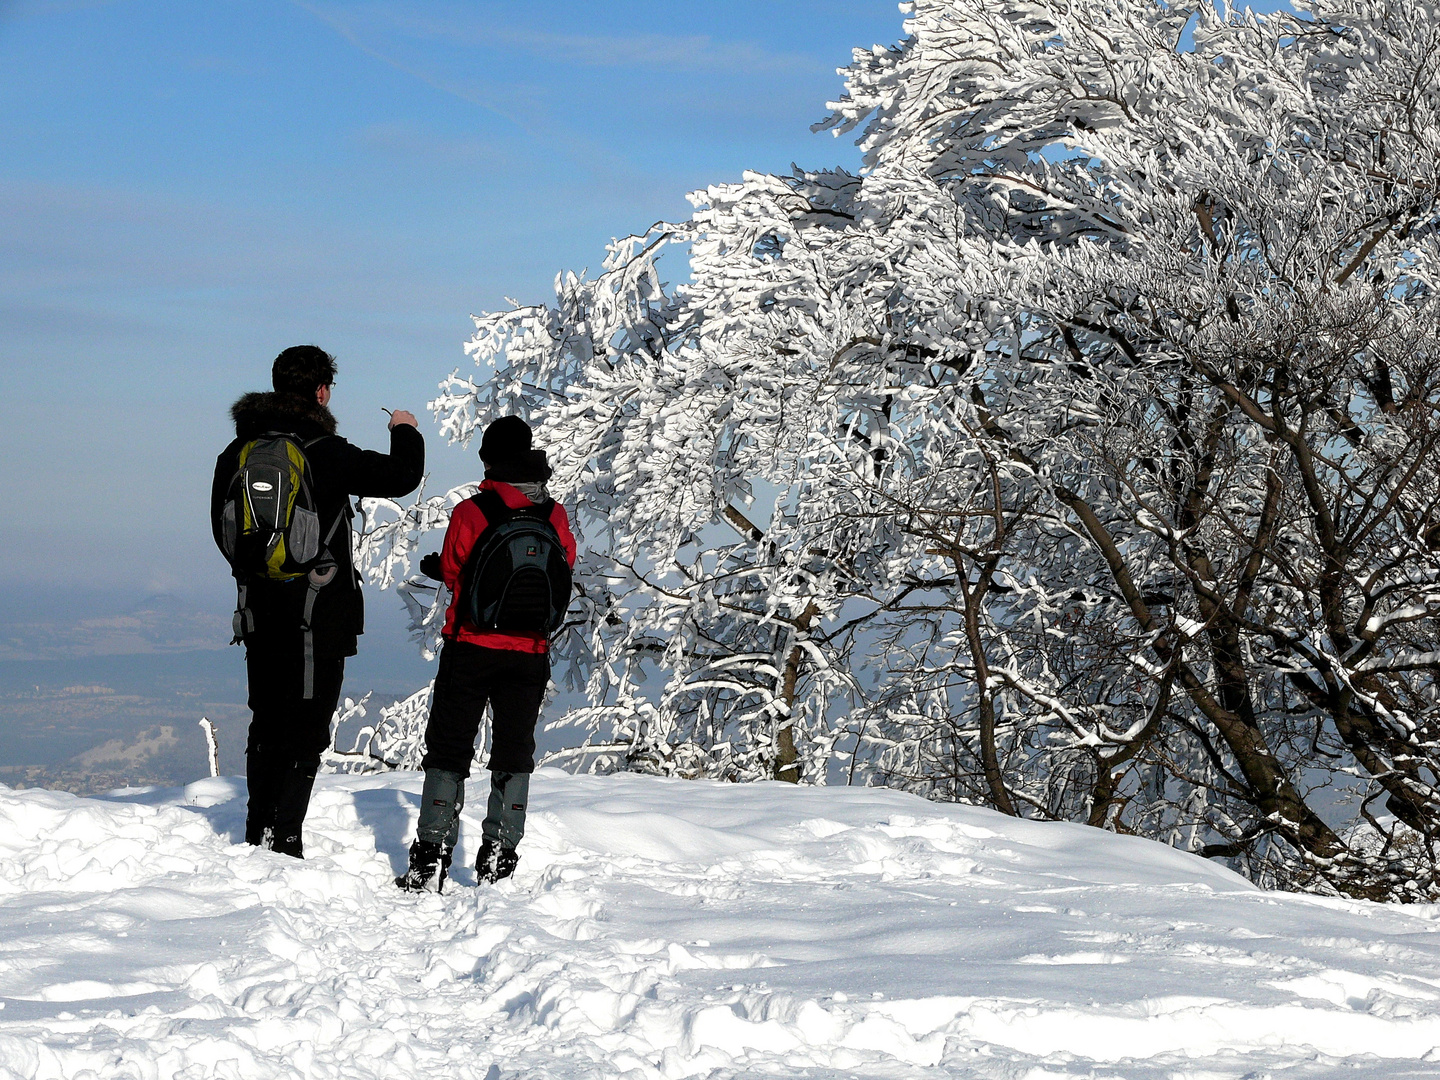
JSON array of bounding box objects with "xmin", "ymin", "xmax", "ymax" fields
[
  {"xmin": 0, "ymin": 0, "xmax": 902, "ymax": 602},
  {"xmin": 0, "ymin": 0, "xmax": 1293, "ymax": 603}
]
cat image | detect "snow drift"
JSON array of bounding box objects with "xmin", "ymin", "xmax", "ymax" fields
[{"xmin": 2, "ymin": 771, "xmax": 1440, "ymax": 1078}]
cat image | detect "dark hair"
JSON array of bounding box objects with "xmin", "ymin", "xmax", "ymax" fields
[{"xmin": 272, "ymin": 345, "xmax": 338, "ymax": 397}]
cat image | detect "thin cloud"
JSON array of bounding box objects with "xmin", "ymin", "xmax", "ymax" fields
[
  {"xmin": 511, "ymin": 30, "xmax": 818, "ymax": 74},
  {"xmin": 360, "ymin": 120, "xmax": 507, "ymax": 167},
  {"xmin": 422, "ymin": 21, "xmax": 819, "ymax": 75},
  {"xmin": 311, "ymin": 3, "xmax": 822, "ymax": 76},
  {"xmin": 1, "ymin": 0, "xmax": 128, "ymax": 19},
  {"xmin": 288, "ymin": 0, "xmax": 533, "ymax": 134},
  {"xmin": 291, "ymin": 1, "xmax": 689, "ymax": 199}
]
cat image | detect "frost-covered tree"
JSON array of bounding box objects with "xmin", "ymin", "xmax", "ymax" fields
[{"xmin": 357, "ymin": 0, "xmax": 1440, "ymax": 900}]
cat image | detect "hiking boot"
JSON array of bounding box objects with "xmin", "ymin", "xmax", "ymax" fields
[
  {"xmin": 475, "ymin": 838, "xmax": 519, "ymax": 884},
  {"xmin": 271, "ymin": 831, "xmax": 304, "ymax": 859},
  {"xmin": 395, "ymin": 839, "xmax": 448, "ymax": 892},
  {"xmin": 244, "ymin": 747, "xmax": 280, "ymax": 847},
  {"xmin": 268, "ymin": 758, "xmax": 316, "ymax": 861}
]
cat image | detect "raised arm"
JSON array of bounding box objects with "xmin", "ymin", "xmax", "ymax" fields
[{"xmin": 332, "ymin": 422, "xmax": 425, "ymax": 499}]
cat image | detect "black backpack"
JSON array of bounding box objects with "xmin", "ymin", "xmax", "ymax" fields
[{"xmin": 460, "ymin": 490, "xmax": 572, "ymax": 636}]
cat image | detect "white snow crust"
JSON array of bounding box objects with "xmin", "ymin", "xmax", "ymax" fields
[{"xmin": 3, "ymin": 771, "xmax": 1440, "ymax": 1078}]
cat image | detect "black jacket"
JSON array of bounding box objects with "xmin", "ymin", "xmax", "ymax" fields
[{"xmin": 212, "ymin": 391, "xmax": 425, "ymax": 658}]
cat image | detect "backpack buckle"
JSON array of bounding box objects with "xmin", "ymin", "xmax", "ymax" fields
[{"xmin": 308, "ymin": 564, "xmax": 338, "ymax": 587}]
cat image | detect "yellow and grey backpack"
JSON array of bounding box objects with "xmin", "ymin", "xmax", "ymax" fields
[
  {"xmin": 218, "ymin": 432, "xmax": 328, "ymax": 580},
  {"xmin": 217, "ymin": 432, "xmax": 346, "ymax": 696}
]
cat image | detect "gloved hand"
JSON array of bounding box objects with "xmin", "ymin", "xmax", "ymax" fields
[{"xmin": 419, "ymin": 552, "xmax": 442, "ymax": 581}]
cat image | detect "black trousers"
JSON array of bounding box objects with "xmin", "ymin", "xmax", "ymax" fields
[
  {"xmin": 244, "ymin": 634, "xmax": 345, "ymax": 845},
  {"xmin": 245, "ymin": 635, "xmax": 345, "ymax": 765},
  {"xmin": 421, "ymin": 639, "xmax": 549, "ymax": 776}
]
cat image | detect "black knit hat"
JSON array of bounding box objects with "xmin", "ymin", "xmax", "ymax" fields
[
  {"xmin": 479, "ymin": 416, "xmax": 552, "ymax": 482},
  {"xmin": 479, "ymin": 416, "xmax": 532, "ymax": 463}
]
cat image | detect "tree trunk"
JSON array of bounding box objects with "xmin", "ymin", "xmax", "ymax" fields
[{"xmin": 773, "ymin": 602, "xmax": 819, "ymax": 783}]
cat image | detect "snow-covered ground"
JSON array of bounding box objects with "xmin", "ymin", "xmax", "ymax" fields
[{"xmin": 2, "ymin": 773, "xmax": 1440, "ymax": 1079}]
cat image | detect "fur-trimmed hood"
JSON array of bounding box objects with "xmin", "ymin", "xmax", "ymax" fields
[{"xmin": 230, "ymin": 391, "xmax": 338, "ymax": 440}]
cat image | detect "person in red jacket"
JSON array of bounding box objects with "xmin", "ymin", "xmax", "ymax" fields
[{"xmin": 397, "ymin": 416, "xmax": 576, "ymax": 892}]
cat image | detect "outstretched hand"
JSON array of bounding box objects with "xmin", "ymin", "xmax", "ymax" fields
[
  {"xmin": 388, "ymin": 409, "xmax": 418, "ymax": 430},
  {"xmin": 419, "ymin": 552, "xmax": 442, "ymax": 581}
]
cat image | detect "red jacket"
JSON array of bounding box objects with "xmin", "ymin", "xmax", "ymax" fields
[{"xmin": 440, "ymin": 480, "xmax": 577, "ymax": 653}]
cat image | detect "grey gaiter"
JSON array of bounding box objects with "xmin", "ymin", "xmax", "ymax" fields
[
  {"xmin": 416, "ymin": 768, "xmax": 466, "ymax": 849},
  {"xmin": 482, "ymin": 771, "xmax": 530, "ymax": 851}
]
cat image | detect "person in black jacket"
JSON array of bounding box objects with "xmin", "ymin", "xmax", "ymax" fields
[{"xmin": 212, "ymin": 345, "xmax": 424, "ymax": 857}]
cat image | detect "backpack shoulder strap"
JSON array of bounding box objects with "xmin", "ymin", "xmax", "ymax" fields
[
  {"xmin": 470, "ymin": 491, "xmax": 559, "ymax": 545},
  {"xmin": 472, "ymin": 488, "xmax": 510, "ymax": 526}
]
